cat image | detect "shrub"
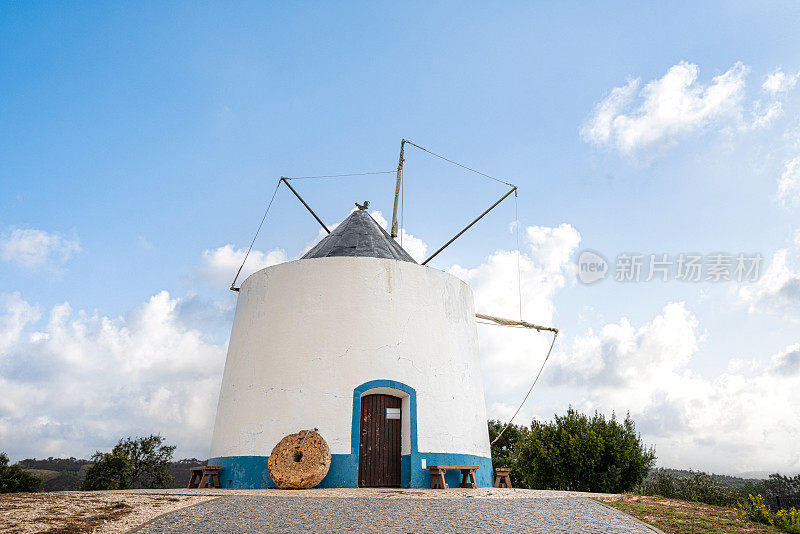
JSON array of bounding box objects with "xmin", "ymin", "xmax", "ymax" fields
[
  {"xmin": 514, "ymin": 408, "xmax": 656, "ymax": 493},
  {"xmin": 736, "ymin": 493, "xmax": 800, "ymax": 533},
  {"xmin": 0, "ymin": 452, "xmax": 42, "ymax": 493},
  {"xmin": 81, "ymin": 435, "xmax": 175, "ymax": 490},
  {"xmin": 638, "ymin": 469, "xmax": 742, "ymax": 507},
  {"xmin": 639, "ymin": 469, "xmax": 679, "ymax": 499}
]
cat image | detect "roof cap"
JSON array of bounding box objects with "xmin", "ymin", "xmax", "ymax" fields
[{"xmin": 301, "ymin": 210, "xmax": 416, "ymax": 263}]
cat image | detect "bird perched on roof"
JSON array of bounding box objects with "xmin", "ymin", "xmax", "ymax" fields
[{"xmin": 355, "ymin": 201, "xmax": 369, "ymax": 211}]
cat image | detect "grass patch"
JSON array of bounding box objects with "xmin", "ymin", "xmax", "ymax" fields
[{"xmin": 600, "ymin": 495, "xmax": 784, "ymax": 534}]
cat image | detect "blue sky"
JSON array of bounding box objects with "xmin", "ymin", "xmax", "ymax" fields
[{"xmin": 2, "ymin": 2, "xmax": 799, "ymax": 475}]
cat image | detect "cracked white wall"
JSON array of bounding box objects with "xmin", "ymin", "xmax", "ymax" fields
[{"xmin": 209, "ymin": 256, "xmax": 491, "ymax": 459}]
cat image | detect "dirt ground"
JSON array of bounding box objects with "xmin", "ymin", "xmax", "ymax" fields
[
  {"xmin": 0, "ymin": 492, "xmax": 215, "ymax": 534},
  {"xmin": 600, "ymin": 495, "xmax": 784, "ymax": 534}
]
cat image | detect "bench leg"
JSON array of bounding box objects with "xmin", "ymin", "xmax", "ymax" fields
[
  {"xmin": 431, "ymin": 471, "xmax": 448, "ymax": 489},
  {"xmin": 188, "ymin": 472, "xmax": 199, "ymax": 489},
  {"xmin": 459, "ymin": 470, "xmax": 476, "ymax": 488},
  {"xmin": 431, "ymin": 472, "xmax": 446, "ymax": 489},
  {"xmin": 211, "ymin": 474, "xmax": 220, "ymax": 488}
]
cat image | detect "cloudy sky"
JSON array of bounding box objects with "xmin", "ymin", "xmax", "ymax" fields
[{"xmin": 2, "ymin": 2, "xmax": 799, "ymax": 475}]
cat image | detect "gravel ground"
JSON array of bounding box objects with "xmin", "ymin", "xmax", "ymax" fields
[
  {"xmin": 114, "ymin": 487, "xmax": 620, "ymax": 500},
  {"xmin": 134, "ymin": 495, "xmax": 659, "ymax": 533},
  {"xmin": 0, "ymin": 493, "xmax": 214, "ymax": 534}
]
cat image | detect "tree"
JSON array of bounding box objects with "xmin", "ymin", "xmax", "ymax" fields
[
  {"xmin": 488, "ymin": 420, "xmax": 529, "ymax": 488},
  {"xmin": 81, "ymin": 435, "xmax": 175, "ymax": 490},
  {"xmin": 81, "ymin": 450, "xmax": 131, "ymax": 490},
  {"xmin": 0, "ymin": 452, "xmax": 42, "ymax": 493},
  {"xmin": 764, "ymin": 473, "xmax": 800, "ymax": 496},
  {"xmin": 515, "ymin": 407, "xmax": 656, "ymax": 493}
]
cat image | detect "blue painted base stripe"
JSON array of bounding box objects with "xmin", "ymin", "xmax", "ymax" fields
[
  {"xmin": 209, "ymin": 452, "xmax": 493, "ymax": 489},
  {"xmin": 208, "ymin": 455, "xmax": 274, "ymax": 488}
]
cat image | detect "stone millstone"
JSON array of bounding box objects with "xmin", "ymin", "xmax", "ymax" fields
[{"xmin": 268, "ymin": 430, "xmax": 331, "ymax": 489}]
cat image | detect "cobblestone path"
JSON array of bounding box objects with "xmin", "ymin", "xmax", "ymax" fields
[{"xmin": 135, "ymin": 495, "xmax": 657, "ymax": 533}]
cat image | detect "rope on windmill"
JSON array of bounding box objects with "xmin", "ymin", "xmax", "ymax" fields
[{"xmin": 474, "ymin": 313, "xmax": 559, "ymax": 447}]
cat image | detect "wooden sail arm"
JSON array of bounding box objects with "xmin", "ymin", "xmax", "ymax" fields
[{"xmin": 475, "ymin": 313, "xmax": 558, "ymax": 333}]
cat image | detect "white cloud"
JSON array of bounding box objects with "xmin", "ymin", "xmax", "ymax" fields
[
  {"xmin": 199, "ymin": 244, "xmax": 287, "ymax": 287},
  {"xmin": 451, "ymin": 223, "xmax": 580, "ymax": 413},
  {"xmin": 747, "ymin": 100, "xmax": 783, "ymax": 130},
  {"xmin": 526, "ymin": 224, "xmax": 582, "ymax": 273},
  {"xmin": 763, "ymin": 68, "xmax": 798, "ymax": 95},
  {"xmin": 0, "ymin": 293, "xmax": 40, "ymax": 354},
  {"xmin": 0, "ymin": 291, "xmax": 227, "ymax": 461},
  {"xmin": 545, "ymin": 302, "xmax": 800, "ymax": 473},
  {"xmin": 739, "ymin": 249, "xmax": 800, "ymax": 314},
  {"xmin": 778, "ymin": 157, "xmax": 800, "ymax": 207},
  {"xmin": 548, "ymin": 302, "xmax": 700, "ymax": 391},
  {"xmin": 0, "ymin": 227, "xmax": 81, "ymax": 270},
  {"xmin": 581, "ymin": 61, "xmax": 748, "ymax": 153},
  {"xmin": 768, "ymin": 343, "xmax": 800, "ymax": 375}
]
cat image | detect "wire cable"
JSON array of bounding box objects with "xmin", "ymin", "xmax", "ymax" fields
[
  {"xmin": 489, "ymin": 330, "xmax": 558, "ymax": 446},
  {"xmin": 403, "ymin": 140, "xmax": 515, "ymax": 187},
  {"xmin": 230, "ymin": 178, "xmax": 282, "ymax": 290},
  {"xmin": 283, "ymin": 171, "xmax": 395, "ymax": 180}
]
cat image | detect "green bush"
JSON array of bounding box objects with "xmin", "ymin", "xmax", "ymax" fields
[
  {"xmin": 0, "ymin": 452, "xmax": 42, "ymax": 493},
  {"xmin": 493, "ymin": 408, "xmax": 655, "ymax": 493},
  {"xmin": 81, "ymin": 435, "xmax": 175, "ymax": 490}
]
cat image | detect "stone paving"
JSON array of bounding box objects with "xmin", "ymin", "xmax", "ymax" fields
[{"xmin": 134, "ymin": 495, "xmax": 658, "ymax": 533}]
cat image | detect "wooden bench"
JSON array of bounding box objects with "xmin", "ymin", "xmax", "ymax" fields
[
  {"xmin": 494, "ymin": 467, "xmax": 512, "ymax": 488},
  {"xmin": 427, "ymin": 465, "xmax": 479, "ymax": 489},
  {"xmin": 187, "ymin": 466, "xmax": 221, "ymax": 488}
]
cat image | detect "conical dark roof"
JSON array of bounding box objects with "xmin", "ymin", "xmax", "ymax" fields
[{"xmin": 301, "ymin": 209, "xmax": 416, "ymax": 263}]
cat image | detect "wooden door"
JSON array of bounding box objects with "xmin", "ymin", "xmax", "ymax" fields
[{"xmin": 358, "ymin": 394, "xmax": 401, "ymax": 487}]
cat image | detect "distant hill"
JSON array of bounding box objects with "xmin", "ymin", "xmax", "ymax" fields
[
  {"xmin": 19, "ymin": 457, "xmax": 91, "ymax": 491},
  {"xmin": 20, "ymin": 457, "xmax": 207, "ymax": 491},
  {"xmin": 656, "ymin": 468, "xmax": 767, "ymax": 488},
  {"xmin": 737, "ymin": 471, "xmax": 773, "ymax": 480}
]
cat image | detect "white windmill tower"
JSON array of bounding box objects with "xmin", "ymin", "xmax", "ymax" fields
[{"xmin": 208, "ymin": 141, "xmax": 556, "ymax": 489}]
